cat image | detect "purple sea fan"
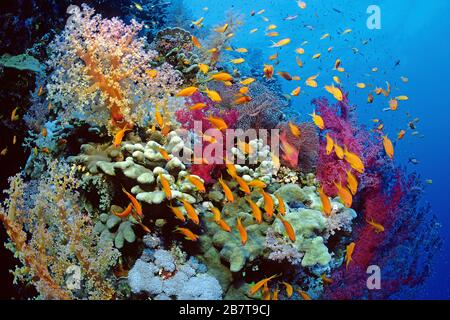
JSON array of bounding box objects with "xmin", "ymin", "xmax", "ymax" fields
[
  {"xmin": 234, "ymin": 82, "xmax": 286, "ymax": 131},
  {"xmin": 276, "ymin": 122, "xmax": 319, "ymax": 173}
]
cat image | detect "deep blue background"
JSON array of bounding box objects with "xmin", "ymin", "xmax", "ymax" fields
[{"xmin": 185, "ymin": 0, "xmax": 450, "ymax": 299}]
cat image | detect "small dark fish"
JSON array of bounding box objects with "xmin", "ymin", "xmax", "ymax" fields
[{"xmin": 333, "ymin": 8, "xmax": 342, "ymax": 13}]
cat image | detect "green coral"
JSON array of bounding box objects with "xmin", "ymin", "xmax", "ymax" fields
[
  {"xmin": 94, "ymin": 206, "xmax": 137, "ymax": 249},
  {"xmin": 0, "ymin": 53, "xmax": 45, "ymax": 74}
]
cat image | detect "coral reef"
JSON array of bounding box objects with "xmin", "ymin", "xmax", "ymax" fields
[{"xmin": 0, "ymin": 3, "xmax": 440, "ymax": 302}]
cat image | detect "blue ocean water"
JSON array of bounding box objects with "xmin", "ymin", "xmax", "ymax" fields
[{"xmin": 185, "ymin": 0, "xmax": 450, "ymax": 299}]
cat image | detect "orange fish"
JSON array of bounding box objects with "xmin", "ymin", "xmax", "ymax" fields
[
  {"xmin": 248, "ymin": 179, "xmax": 267, "ymax": 189},
  {"xmin": 155, "ymin": 107, "xmax": 164, "ymax": 128},
  {"xmin": 246, "ymin": 197, "xmax": 262, "ymax": 223},
  {"xmin": 203, "ymin": 89, "xmax": 222, "ymax": 102},
  {"xmin": 175, "ymin": 227, "xmax": 199, "ymax": 241},
  {"xmin": 181, "ymin": 199, "xmax": 199, "ymax": 225},
  {"xmin": 282, "ymin": 282, "xmax": 293, "ymax": 298},
  {"xmin": 11, "ymin": 107, "xmax": 19, "ymax": 121},
  {"xmin": 192, "ymin": 35, "xmax": 202, "ymax": 48},
  {"xmin": 321, "ymin": 274, "xmax": 334, "ymax": 285},
  {"xmin": 218, "ymin": 177, "xmax": 235, "ymax": 202},
  {"xmin": 334, "ymin": 143, "xmax": 344, "ymax": 160},
  {"xmin": 234, "ymin": 96, "xmax": 252, "ymax": 105},
  {"xmin": 38, "ymin": 85, "xmax": 43, "ymax": 96},
  {"xmin": 239, "ymin": 86, "xmax": 249, "ymax": 95},
  {"xmin": 397, "ymin": 130, "xmax": 406, "ymax": 140},
  {"xmin": 310, "ymin": 112, "xmax": 325, "ymax": 129},
  {"xmin": 189, "ymin": 102, "xmax": 207, "ymax": 111},
  {"xmin": 299, "ymin": 290, "xmax": 312, "ymax": 300},
  {"xmin": 278, "ymin": 71, "xmax": 293, "ymax": 81},
  {"xmin": 158, "ymin": 147, "xmax": 171, "ymax": 161},
  {"xmin": 114, "ymin": 203, "xmax": 133, "ymax": 218},
  {"xmin": 291, "ymin": 86, "xmax": 301, "ymax": 96},
  {"xmin": 389, "ymin": 98, "xmax": 398, "ymax": 111},
  {"xmin": 275, "ymin": 194, "xmax": 286, "ymax": 215},
  {"xmin": 41, "ymin": 127, "xmax": 48, "ymax": 137},
  {"xmin": 205, "ymin": 115, "xmax": 228, "ymax": 131},
  {"xmin": 210, "ymin": 206, "xmax": 222, "ymax": 222},
  {"xmin": 382, "ymin": 135, "xmax": 394, "ymax": 159},
  {"xmin": 366, "ymin": 218, "xmax": 385, "ymax": 233},
  {"xmin": 210, "ymin": 72, "xmax": 233, "ymax": 82},
  {"xmin": 318, "ymin": 186, "xmax": 332, "ymax": 216},
  {"xmin": 168, "ymin": 205, "xmax": 186, "ymax": 222},
  {"xmin": 161, "ymin": 124, "xmax": 171, "ymax": 136},
  {"xmin": 236, "ymin": 217, "xmax": 248, "ymax": 245},
  {"xmin": 346, "ymin": 170, "xmax": 358, "ymax": 195},
  {"xmin": 237, "ymin": 140, "xmax": 253, "ymax": 155},
  {"xmin": 272, "ymin": 287, "xmax": 279, "ymax": 300},
  {"xmin": 235, "ymin": 175, "xmax": 251, "ymax": 195},
  {"xmin": 225, "ymin": 161, "xmax": 237, "ymax": 177},
  {"xmin": 280, "ymin": 131, "xmax": 299, "ymax": 167},
  {"xmin": 271, "ymin": 38, "xmax": 291, "ymax": 48},
  {"xmin": 122, "ymin": 187, "xmax": 143, "ymax": 217},
  {"xmin": 187, "ymin": 175, "xmax": 206, "ymax": 193},
  {"xmin": 113, "ymin": 126, "xmax": 131, "ymax": 147},
  {"xmin": 345, "ymin": 242, "xmax": 356, "ymax": 269},
  {"xmin": 249, "ymin": 274, "xmax": 280, "ymax": 296},
  {"xmin": 139, "ymin": 222, "xmax": 151, "ymax": 234},
  {"xmin": 277, "ymin": 214, "xmax": 296, "ymax": 242},
  {"xmin": 176, "ymin": 86, "xmax": 198, "ymax": 97},
  {"xmin": 344, "ymin": 147, "xmax": 364, "ymax": 173},
  {"xmin": 159, "ymin": 174, "xmax": 173, "ymax": 200},
  {"xmin": 260, "ymin": 189, "xmax": 274, "ymax": 218},
  {"xmin": 334, "ymin": 182, "xmax": 353, "ymax": 208},
  {"xmin": 325, "ymin": 134, "xmax": 334, "ymax": 155},
  {"xmin": 217, "ymin": 219, "xmax": 232, "ymax": 232},
  {"xmin": 264, "ymin": 64, "xmax": 274, "ymax": 79},
  {"xmin": 262, "ymin": 283, "xmax": 271, "ymax": 300},
  {"xmin": 288, "ymin": 122, "xmax": 301, "ymax": 138}
]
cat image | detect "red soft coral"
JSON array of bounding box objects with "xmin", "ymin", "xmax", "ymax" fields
[{"xmin": 175, "ymin": 92, "xmax": 239, "ymax": 184}]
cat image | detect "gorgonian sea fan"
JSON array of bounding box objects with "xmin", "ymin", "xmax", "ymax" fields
[
  {"xmin": 315, "ymin": 93, "xmax": 441, "ymax": 299},
  {"xmin": 314, "ymin": 95, "xmax": 381, "ymax": 196},
  {"xmin": 323, "ymin": 165, "xmax": 440, "ymax": 299}
]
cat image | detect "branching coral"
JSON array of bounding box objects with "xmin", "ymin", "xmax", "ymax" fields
[
  {"xmin": 0, "ymin": 161, "xmax": 119, "ymax": 299},
  {"xmin": 46, "ymin": 4, "xmax": 182, "ymax": 131}
]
